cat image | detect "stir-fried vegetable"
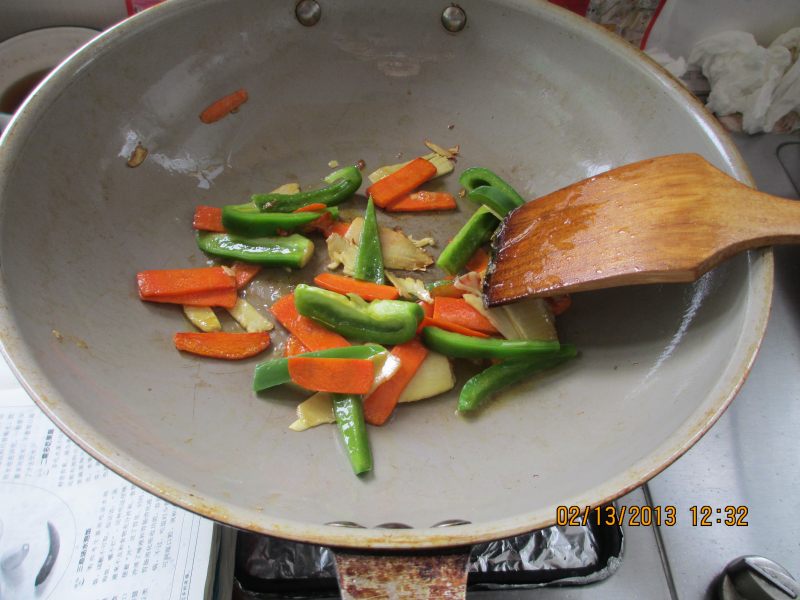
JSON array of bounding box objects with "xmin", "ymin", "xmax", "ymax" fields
[
  {"xmin": 366, "ymin": 157, "xmax": 437, "ymax": 208},
  {"xmin": 174, "ymin": 331, "xmax": 270, "ymax": 360},
  {"xmin": 182, "ymin": 306, "xmax": 222, "ymax": 332},
  {"xmin": 193, "ymin": 206, "xmax": 226, "ymax": 232},
  {"xmin": 398, "ymin": 352, "xmax": 455, "ymax": 403},
  {"xmin": 332, "ymin": 394, "xmax": 372, "ymax": 475},
  {"xmin": 137, "ymin": 146, "xmax": 578, "ymax": 478},
  {"xmin": 459, "ymin": 167, "xmax": 526, "ymax": 206},
  {"xmin": 270, "ymin": 293, "xmax": 350, "ymax": 351},
  {"xmin": 288, "ymin": 357, "xmax": 375, "ymax": 394},
  {"xmin": 458, "ymin": 347, "xmax": 576, "ymax": 412},
  {"xmin": 421, "ymin": 326, "xmax": 560, "ymax": 360},
  {"xmin": 345, "ymin": 218, "xmax": 433, "ymax": 271},
  {"xmin": 466, "ymin": 185, "xmax": 520, "ymax": 218},
  {"xmin": 294, "ymin": 284, "xmax": 423, "ymax": 345},
  {"xmin": 221, "ymin": 204, "xmax": 338, "ymax": 236},
  {"xmin": 199, "ymin": 88, "xmax": 248, "ymax": 124},
  {"xmin": 253, "ymin": 344, "xmax": 386, "ymax": 392},
  {"xmin": 363, "ymin": 339, "xmax": 428, "ymax": 426},
  {"xmin": 435, "ymin": 207, "xmax": 499, "ymax": 275},
  {"xmin": 313, "ymin": 273, "xmax": 399, "ymax": 301},
  {"xmin": 196, "ymin": 232, "xmax": 314, "ymax": 268},
  {"xmin": 252, "ymin": 166, "xmax": 362, "ymax": 213},
  {"xmin": 353, "ymin": 197, "xmax": 385, "ymax": 284},
  {"xmin": 290, "ymin": 392, "xmax": 335, "ymax": 431},
  {"xmin": 227, "ymin": 298, "xmax": 273, "ymax": 333}
]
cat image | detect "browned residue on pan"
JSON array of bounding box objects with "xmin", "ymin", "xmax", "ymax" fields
[{"xmin": 334, "ymin": 550, "xmax": 470, "ymax": 599}]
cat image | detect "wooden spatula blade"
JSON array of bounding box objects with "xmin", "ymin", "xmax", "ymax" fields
[{"xmin": 484, "ymin": 153, "xmax": 797, "ymax": 307}]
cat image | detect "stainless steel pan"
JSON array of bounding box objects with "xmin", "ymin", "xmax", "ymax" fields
[{"xmin": 0, "ymin": 0, "xmax": 771, "ymax": 594}]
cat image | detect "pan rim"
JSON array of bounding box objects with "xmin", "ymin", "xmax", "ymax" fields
[{"xmin": 0, "ymin": 0, "xmax": 773, "ymax": 549}]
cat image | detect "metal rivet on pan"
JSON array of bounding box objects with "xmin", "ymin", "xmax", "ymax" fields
[
  {"xmin": 325, "ymin": 521, "xmax": 366, "ymax": 528},
  {"xmin": 432, "ymin": 519, "xmax": 471, "ymax": 528},
  {"xmin": 295, "ymin": 0, "xmax": 321, "ymax": 26},
  {"xmin": 441, "ymin": 4, "xmax": 467, "ymax": 33},
  {"xmin": 376, "ymin": 522, "xmax": 413, "ymax": 529}
]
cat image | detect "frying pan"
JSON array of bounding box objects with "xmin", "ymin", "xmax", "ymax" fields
[{"xmin": 0, "ymin": 0, "xmax": 771, "ymax": 594}]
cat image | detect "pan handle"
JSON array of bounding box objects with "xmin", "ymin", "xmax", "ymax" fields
[{"xmin": 333, "ymin": 548, "xmax": 471, "ymax": 599}]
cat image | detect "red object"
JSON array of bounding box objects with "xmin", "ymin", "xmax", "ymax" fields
[
  {"xmin": 162, "ymin": 288, "xmax": 237, "ymax": 308},
  {"xmin": 173, "ymin": 331, "xmax": 270, "ymax": 359},
  {"xmin": 639, "ymin": 0, "xmax": 668, "ymax": 49},
  {"xmin": 313, "ymin": 273, "xmax": 399, "ymax": 301},
  {"xmin": 433, "ymin": 297, "xmax": 498, "ymax": 335},
  {"xmin": 232, "ymin": 262, "xmax": 261, "ymax": 289},
  {"xmin": 269, "ymin": 294, "xmax": 350, "ymax": 351},
  {"xmin": 284, "ymin": 335, "xmax": 309, "ymax": 357},
  {"xmin": 306, "ymin": 212, "xmax": 351, "ymax": 238},
  {"xmin": 465, "ymin": 248, "xmax": 490, "ymax": 273},
  {"xmin": 287, "ymin": 357, "xmax": 374, "ymax": 394},
  {"xmin": 328, "ymin": 220, "xmax": 351, "ymax": 237},
  {"xmin": 385, "ymin": 191, "xmax": 457, "ymax": 212},
  {"xmin": 137, "ymin": 267, "xmax": 235, "ymax": 300},
  {"xmin": 547, "ymin": 0, "xmax": 590, "ymax": 15},
  {"xmin": 546, "ymin": 294, "xmax": 572, "ymax": 316},
  {"xmin": 363, "ymin": 340, "xmax": 428, "ymax": 425},
  {"xmin": 417, "ymin": 316, "xmax": 489, "ymax": 338},
  {"xmin": 366, "ymin": 158, "xmax": 438, "ymax": 208},
  {"xmin": 199, "ymin": 89, "xmax": 249, "ymax": 124},
  {"xmin": 192, "ymin": 206, "xmax": 226, "ymax": 232},
  {"xmin": 293, "ymin": 203, "xmax": 327, "ymax": 213}
]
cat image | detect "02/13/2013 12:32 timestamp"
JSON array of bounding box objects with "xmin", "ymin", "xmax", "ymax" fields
[{"xmin": 556, "ymin": 505, "xmax": 749, "ymax": 527}]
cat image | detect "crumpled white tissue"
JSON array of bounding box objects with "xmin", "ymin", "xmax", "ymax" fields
[
  {"xmin": 645, "ymin": 48, "xmax": 688, "ymax": 79},
  {"xmin": 689, "ymin": 28, "xmax": 800, "ymax": 133}
]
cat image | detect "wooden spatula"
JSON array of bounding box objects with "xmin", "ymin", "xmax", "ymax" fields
[{"xmin": 484, "ymin": 153, "xmax": 799, "ymax": 307}]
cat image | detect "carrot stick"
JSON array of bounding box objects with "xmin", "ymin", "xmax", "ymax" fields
[
  {"xmin": 417, "ymin": 316, "xmax": 489, "ymax": 338},
  {"xmin": 137, "ymin": 267, "xmax": 235, "ymax": 299},
  {"xmin": 384, "ymin": 191, "xmax": 457, "ymax": 212},
  {"xmin": 305, "ymin": 212, "xmax": 351, "ymax": 238},
  {"xmin": 293, "ymin": 203, "xmax": 327, "ymax": 213},
  {"xmin": 313, "ymin": 273, "xmax": 399, "ymax": 301},
  {"xmin": 329, "ymin": 220, "xmax": 351, "ymax": 237},
  {"xmin": 287, "ymin": 357, "xmax": 374, "ymax": 394},
  {"xmin": 232, "ymin": 261, "xmax": 261, "ymax": 289},
  {"xmin": 199, "ymin": 88, "xmax": 248, "ymax": 124},
  {"xmin": 192, "ymin": 206, "xmax": 226, "ymax": 232},
  {"xmin": 433, "ymin": 297, "xmax": 498, "ymax": 335},
  {"xmin": 465, "ymin": 247, "xmax": 490, "ymax": 273},
  {"xmin": 363, "ymin": 339, "xmax": 428, "ymax": 425},
  {"xmin": 269, "ymin": 294, "xmax": 350, "ymax": 351},
  {"xmin": 156, "ymin": 288, "xmax": 238, "ymax": 308},
  {"xmin": 546, "ymin": 294, "xmax": 572, "ymax": 316},
  {"xmin": 366, "ymin": 158, "xmax": 437, "ymax": 208},
  {"xmin": 174, "ymin": 331, "xmax": 270, "ymax": 359},
  {"xmin": 284, "ymin": 335, "xmax": 309, "ymax": 357}
]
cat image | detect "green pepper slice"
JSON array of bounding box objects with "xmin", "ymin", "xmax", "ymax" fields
[
  {"xmin": 458, "ymin": 346, "xmax": 577, "ymax": 412},
  {"xmin": 196, "ymin": 232, "xmax": 314, "ymax": 267},
  {"xmin": 467, "ymin": 185, "xmax": 520, "ymax": 218},
  {"xmin": 332, "ymin": 394, "xmax": 373, "ymax": 475},
  {"xmin": 253, "ymin": 344, "xmax": 386, "ymax": 392},
  {"xmin": 251, "ymin": 166, "xmax": 362, "ymax": 213},
  {"xmin": 222, "ymin": 204, "xmax": 338, "ymax": 237},
  {"xmin": 353, "ymin": 197, "xmax": 385, "ymax": 284},
  {"xmin": 421, "ymin": 326, "xmax": 561, "ymax": 359},
  {"xmin": 435, "ymin": 206, "xmax": 499, "ymax": 275},
  {"xmin": 294, "ymin": 284, "xmax": 423, "ymax": 345},
  {"xmin": 459, "ymin": 167, "xmax": 525, "ymax": 206}
]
